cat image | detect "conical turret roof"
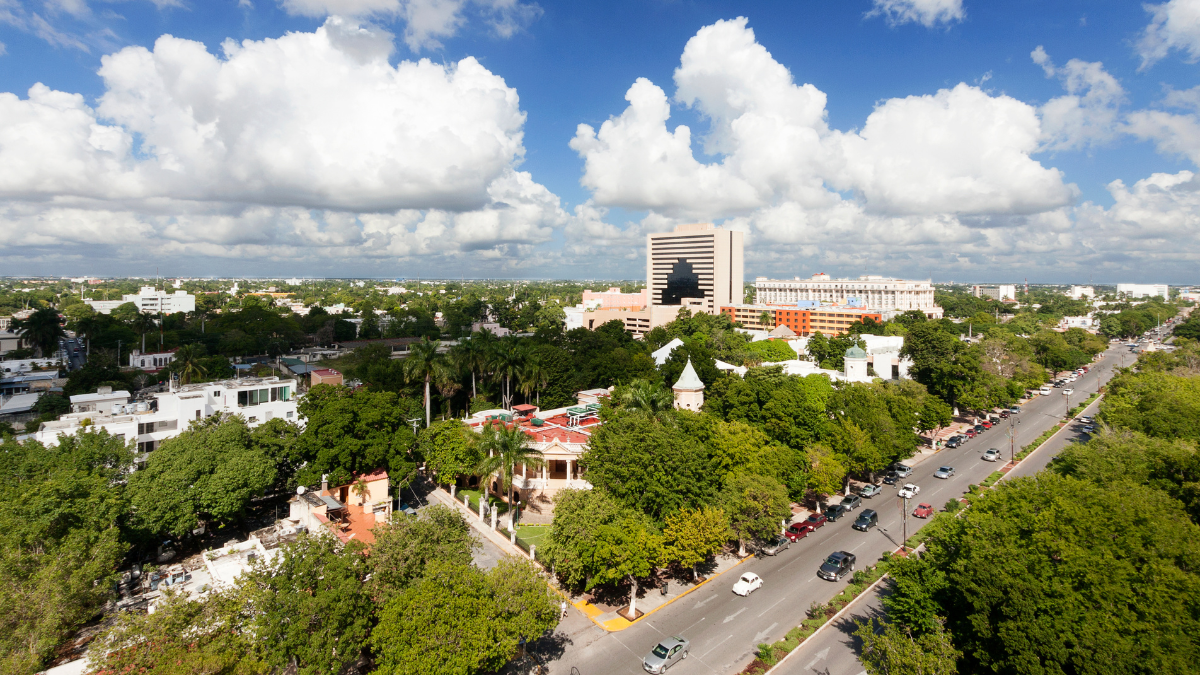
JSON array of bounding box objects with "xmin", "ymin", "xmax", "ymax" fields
[{"xmin": 673, "ymin": 358, "xmax": 705, "ymax": 390}]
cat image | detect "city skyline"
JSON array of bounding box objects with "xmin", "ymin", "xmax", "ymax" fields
[{"xmin": 2, "ymin": 1, "xmax": 1200, "ymax": 282}]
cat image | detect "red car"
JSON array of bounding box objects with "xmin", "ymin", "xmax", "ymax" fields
[
  {"xmin": 913, "ymin": 503, "xmax": 934, "ymax": 519},
  {"xmin": 981, "ymin": 420, "xmax": 993, "ymax": 429},
  {"xmin": 964, "ymin": 429, "xmax": 977, "ymax": 438},
  {"xmin": 803, "ymin": 513, "xmax": 827, "ymax": 530},
  {"xmin": 785, "ymin": 523, "xmax": 811, "ymax": 541}
]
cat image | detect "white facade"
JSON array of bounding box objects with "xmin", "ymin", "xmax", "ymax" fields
[
  {"xmin": 755, "ymin": 274, "xmax": 943, "ymax": 319},
  {"xmin": 1069, "ymin": 285, "xmax": 1095, "ymax": 299},
  {"xmin": 648, "ymin": 223, "xmax": 744, "ymax": 314},
  {"xmin": 70, "ymin": 387, "xmax": 131, "ymax": 415},
  {"xmin": 129, "ymin": 349, "xmax": 177, "ymax": 371},
  {"xmin": 972, "ymin": 284, "xmax": 1017, "ymax": 301},
  {"xmin": 36, "ymin": 376, "xmax": 301, "ymax": 461},
  {"xmin": 85, "ymin": 287, "xmax": 196, "ymax": 315},
  {"xmin": 1117, "ymin": 283, "xmax": 1169, "ymax": 300}
]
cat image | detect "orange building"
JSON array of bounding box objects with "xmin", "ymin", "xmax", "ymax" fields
[{"xmin": 721, "ymin": 304, "xmax": 882, "ymax": 337}]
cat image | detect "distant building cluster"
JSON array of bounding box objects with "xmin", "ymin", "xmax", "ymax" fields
[
  {"xmin": 1116, "ymin": 283, "xmax": 1169, "ymax": 300},
  {"xmin": 84, "ymin": 286, "xmax": 196, "ymax": 315}
]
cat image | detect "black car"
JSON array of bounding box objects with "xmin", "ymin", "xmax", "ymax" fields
[
  {"xmin": 973, "ymin": 424, "xmax": 985, "ymax": 433},
  {"xmin": 817, "ymin": 551, "xmax": 857, "ymax": 581},
  {"xmin": 840, "ymin": 494, "xmax": 863, "ymax": 511},
  {"xmin": 852, "ymin": 510, "xmax": 878, "ymax": 531},
  {"xmin": 945, "ymin": 437, "xmax": 962, "ymax": 449},
  {"xmin": 881, "ymin": 471, "xmax": 899, "ymax": 485},
  {"xmin": 824, "ymin": 504, "xmax": 850, "ymax": 521}
]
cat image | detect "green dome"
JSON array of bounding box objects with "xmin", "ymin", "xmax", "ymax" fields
[{"xmin": 844, "ymin": 346, "xmax": 867, "ymax": 359}]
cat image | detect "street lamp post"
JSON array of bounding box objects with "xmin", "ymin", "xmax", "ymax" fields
[
  {"xmin": 1063, "ymin": 389, "xmax": 1070, "ymax": 419},
  {"xmin": 901, "ymin": 495, "xmax": 910, "ymax": 553}
]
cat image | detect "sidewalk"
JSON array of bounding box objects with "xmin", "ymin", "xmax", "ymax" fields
[
  {"xmin": 585, "ymin": 553, "xmax": 752, "ymax": 631},
  {"xmin": 428, "ymin": 487, "xmax": 529, "ymax": 559}
]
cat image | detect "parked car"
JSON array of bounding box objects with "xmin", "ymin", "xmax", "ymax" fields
[
  {"xmin": 1079, "ymin": 416, "xmax": 1093, "ymax": 424},
  {"xmin": 882, "ymin": 471, "xmax": 899, "ymax": 485},
  {"xmin": 803, "ymin": 513, "xmax": 827, "ymax": 530},
  {"xmin": 973, "ymin": 424, "xmax": 985, "ymax": 433},
  {"xmin": 1010, "ymin": 405, "xmax": 1021, "ymax": 413},
  {"xmin": 891, "ymin": 463, "xmax": 914, "ymax": 478},
  {"xmin": 945, "ymin": 437, "xmax": 962, "ymax": 449},
  {"xmin": 817, "ymin": 551, "xmax": 856, "ymax": 581},
  {"xmin": 858, "ymin": 484, "xmax": 882, "ymax": 498},
  {"xmin": 933, "ymin": 466, "xmax": 955, "ymax": 479},
  {"xmin": 913, "ymin": 503, "xmax": 935, "ymax": 519},
  {"xmin": 980, "ymin": 420, "xmax": 993, "ymax": 429},
  {"xmin": 998, "ymin": 410, "xmax": 1010, "ymax": 419},
  {"xmin": 964, "ymin": 429, "xmax": 977, "ymax": 439},
  {"xmin": 760, "ymin": 535, "xmax": 791, "ymax": 556},
  {"xmin": 898, "ymin": 483, "xmax": 921, "ymax": 499},
  {"xmin": 840, "ymin": 494, "xmax": 863, "ymax": 511},
  {"xmin": 643, "ymin": 636, "xmax": 690, "ymax": 674},
  {"xmin": 825, "ymin": 504, "xmax": 850, "ymax": 521},
  {"xmin": 852, "ymin": 509, "xmax": 878, "ymax": 531},
  {"xmin": 982, "ymin": 448, "xmax": 1002, "ymax": 462},
  {"xmin": 732, "ymin": 572, "xmax": 763, "ymax": 596},
  {"xmin": 785, "ymin": 523, "xmax": 811, "ymax": 541},
  {"xmin": 1081, "ymin": 425, "xmax": 1096, "ymax": 433}
]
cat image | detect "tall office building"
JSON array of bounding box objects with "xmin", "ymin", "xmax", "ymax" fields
[{"xmin": 647, "ymin": 223, "xmax": 744, "ymax": 313}]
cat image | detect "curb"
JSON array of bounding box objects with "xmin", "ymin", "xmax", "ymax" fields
[
  {"xmin": 587, "ymin": 554, "xmax": 756, "ymax": 632},
  {"xmin": 761, "ymin": 570, "xmax": 892, "ymax": 675}
]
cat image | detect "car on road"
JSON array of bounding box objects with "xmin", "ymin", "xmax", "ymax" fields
[
  {"xmin": 898, "ymin": 483, "xmax": 921, "ymax": 499},
  {"xmin": 1010, "ymin": 406, "xmax": 1022, "ymax": 413},
  {"xmin": 824, "ymin": 504, "xmax": 850, "ymax": 521},
  {"xmin": 974, "ymin": 424, "xmax": 985, "ymax": 433},
  {"xmin": 817, "ymin": 551, "xmax": 856, "ymax": 581},
  {"xmin": 1079, "ymin": 416, "xmax": 1093, "ymax": 424},
  {"xmin": 840, "ymin": 494, "xmax": 863, "ymax": 511},
  {"xmin": 760, "ymin": 535, "xmax": 791, "ymax": 556},
  {"xmin": 1064, "ymin": 388, "xmax": 1075, "ymax": 395},
  {"xmin": 858, "ymin": 484, "xmax": 882, "ymax": 498},
  {"xmin": 913, "ymin": 503, "xmax": 935, "ymax": 519},
  {"xmin": 964, "ymin": 428, "xmax": 977, "ymax": 438},
  {"xmin": 882, "ymin": 471, "xmax": 899, "ymax": 485},
  {"xmin": 785, "ymin": 523, "xmax": 811, "ymax": 541},
  {"xmin": 1081, "ymin": 425, "xmax": 1096, "ymax": 433},
  {"xmin": 803, "ymin": 513, "xmax": 827, "ymax": 530},
  {"xmin": 852, "ymin": 509, "xmax": 878, "ymax": 531},
  {"xmin": 732, "ymin": 572, "xmax": 763, "ymax": 596},
  {"xmin": 945, "ymin": 437, "xmax": 962, "ymax": 449},
  {"xmin": 980, "ymin": 420, "xmax": 993, "ymax": 429},
  {"xmin": 998, "ymin": 410, "xmax": 1010, "ymax": 419},
  {"xmin": 643, "ymin": 636, "xmax": 690, "ymax": 673},
  {"xmin": 934, "ymin": 466, "xmax": 955, "ymax": 479},
  {"xmin": 982, "ymin": 448, "xmax": 1002, "ymax": 462},
  {"xmin": 891, "ymin": 463, "xmax": 914, "ymax": 478}
]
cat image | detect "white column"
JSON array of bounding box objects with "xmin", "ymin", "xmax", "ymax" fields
[
  {"xmin": 479, "ymin": 496, "xmax": 485, "ymax": 520},
  {"xmin": 567, "ymin": 459, "xmax": 573, "ymax": 485}
]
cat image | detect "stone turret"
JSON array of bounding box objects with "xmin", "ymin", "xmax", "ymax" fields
[
  {"xmin": 844, "ymin": 346, "xmax": 868, "ymax": 380},
  {"xmin": 672, "ymin": 358, "xmax": 705, "ymax": 411}
]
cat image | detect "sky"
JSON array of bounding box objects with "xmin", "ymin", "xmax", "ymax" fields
[{"xmin": 1, "ymin": 0, "xmax": 1200, "ymax": 284}]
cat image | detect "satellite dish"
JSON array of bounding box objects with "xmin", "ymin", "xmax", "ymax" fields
[{"xmin": 297, "ymin": 486, "xmax": 306, "ymax": 495}]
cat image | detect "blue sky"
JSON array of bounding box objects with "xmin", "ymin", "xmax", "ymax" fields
[{"xmin": 2, "ymin": 0, "xmax": 1200, "ymax": 283}]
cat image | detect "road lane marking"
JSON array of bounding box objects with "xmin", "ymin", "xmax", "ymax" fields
[
  {"xmin": 644, "ymin": 621, "xmax": 666, "ymax": 637},
  {"xmin": 693, "ymin": 595, "xmax": 717, "ymax": 610},
  {"xmin": 756, "ymin": 595, "xmax": 787, "ymax": 617},
  {"xmin": 722, "ymin": 608, "xmax": 746, "ymax": 624},
  {"xmin": 680, "ymin": 616, "xmax": 707, "ymax": 634},
  {"xmin": 700, "ymin": 634, "xmax": 733, "ymax": 657},
  {"xmin": 804, "ymin": 646, "xmax": 831, "ymax": 670},
  {"xmin": 753, "ymin": 622, "xmax": 779, "ymax": 644}
]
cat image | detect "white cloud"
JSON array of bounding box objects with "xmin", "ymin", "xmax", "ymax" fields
[
  {"xmin": 1126, "ymin": 109, "xmax": 1200, "ymax": 165},
  {"xmin": 1031, "ymin": 46, "xmax": 1125, "ymax": 151},
  {"xmin": 572, "ymin": 18, "xmax": 1075, "ymax": 226},
  {"xmin": 0, "ymin": 18, "xmax": 573, "ymax": 273},
  {"xmin": 277, "ymin": 0, "xmax": 540, "ymax": 51},
  {"xmin": 866, "ymin": 0, "xmax": 964, "ymax": 28},
  {"xmin": 1137, "ymin": 0, "xmax": 1200, "ymax": 69}
]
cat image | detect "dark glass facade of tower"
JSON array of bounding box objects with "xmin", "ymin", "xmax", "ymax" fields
[{"xmin": 662, "ymin": 259, "xmax": 701, "ymax": 306}]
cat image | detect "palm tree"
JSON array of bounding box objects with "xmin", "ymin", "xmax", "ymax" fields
[
  {"xmin": 352, "ymin": 477, "xmax": 370, "ymax": 507},
  {"xmin": 132, "ymin": 312, "xmax": 157, "ymax": 353},
  {"xmin": 14, "ymin": 307, "xmax": 66, "ymax": 358},
  {"xmin": 619, "ymin": 379, "xmax": 674, "ymax": 417},
  {"xmin": 474, "ymin": 422, "xmax": 544, "ymax": 509},
  {"xmin": 490, "ymin": 337, "xmax": 526, "ymax": 410},
  {"xmin": 173, "ymin": 344, "xmax": 208, "ymax": 384},
  {"xmin": 190, "ymin": 308, "xmax": 212, "ymax": 334},
  {"xmin": 402, "ymin": 339, "xmax": 451, "ymax": 428},
  {"xmin": 449, "ymin": 337, "xmax": 485, "ymax": 401},
  {"xmin": 519, "ymin": 354, "xmax": 549, "ymax": 407}
]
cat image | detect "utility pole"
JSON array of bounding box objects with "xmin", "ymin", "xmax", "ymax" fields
[{"xmin": 901, "ymin": 495, "xmax": 910, "ymax": 553}]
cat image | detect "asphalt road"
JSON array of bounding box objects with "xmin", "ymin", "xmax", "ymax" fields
[
  {"xmin": 768, "ymin": 342, "xmax": 1139, "ymax": 675},
  {"xmin": 541, "ymin": 342, "xmax": 1138, "ymax": 675}
]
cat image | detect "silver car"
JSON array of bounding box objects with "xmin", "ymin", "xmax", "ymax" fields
[
  {"xmin": 933, "ymin": 466, "xmax": 955, "ymax": 479},
  {"xmin": 644, "ymin": 636, "xmax": 690, "ymax": 673}
]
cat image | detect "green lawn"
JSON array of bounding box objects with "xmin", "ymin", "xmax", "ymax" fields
[
  {"xmin": 515, "ymin": 524, "xmax": 550, "ymax": 549},
  {"xmin": 457, "ymin": 488, "xmax": 510, "ymax": 515}
]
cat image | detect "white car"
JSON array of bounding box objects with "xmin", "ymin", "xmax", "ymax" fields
[
  {"xmin": 1064, "ymin": 388, "xmax": 1075, "ymax": 395},
  {"xmin": 898, "ymin": 483, "xmax": 921, "ymax": 499},
  {"xmin": 732, "ymin": 572, "xmax": 763, "ymax": 597},
  {"xmin": 982, "ymin": 449, "xmax": 1002, "ymax": 462}
]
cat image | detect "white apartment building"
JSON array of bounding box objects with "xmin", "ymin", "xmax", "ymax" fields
[
  {"xmin": 755, "ymin": 274, "xmax": 943, "ymax": 319},
  {"xmin": 1069, "ymin": 285, "xmax": 1095, "ymax": 299},
  {"xmin": 972, "ymin": 284, "xmax": 1017, "ymax": 302},
  {"xmin": 85, "ymin": 286, "xmax": 196, "ymax": 315},
  {"xmin": 36, "ymin": 376, "xmax": 301, "ymax": 462},
  {"xmin": 1117, "ymin": 283, "xmax": 1169, "ymax": 300},
  {"xmin": 649, "ymin": 224, "xmax": 743, "ymax": 315}
]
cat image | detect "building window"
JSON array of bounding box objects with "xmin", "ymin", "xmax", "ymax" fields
[
  {"xmin": 286, "ymin": 411, "xmax": 294, "ymax": 419},
  {"xmin": 195, "ymin": 410, "xmax": 201, "ymax": 419}
]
